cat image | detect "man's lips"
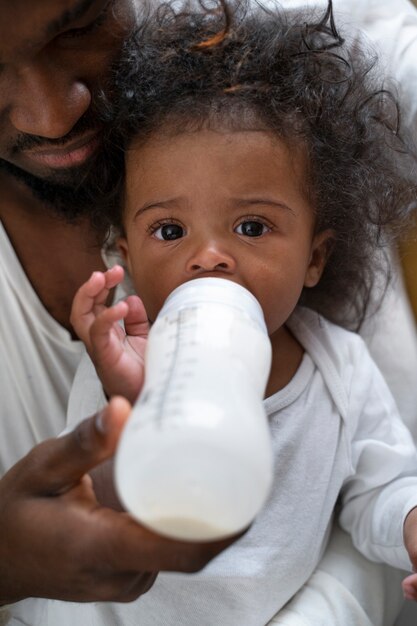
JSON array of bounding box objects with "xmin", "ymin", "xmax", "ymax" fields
[{"xmin": 22, "ymin": 131, "xmax": 100, "ymax": 169}]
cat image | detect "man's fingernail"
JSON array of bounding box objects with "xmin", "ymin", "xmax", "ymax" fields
[{"xmin": 95, "ymin": 410, "xmax": 107, "ymax": 435}]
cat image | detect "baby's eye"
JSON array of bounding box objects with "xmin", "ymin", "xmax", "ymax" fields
[
  {"xmin": 153, "ymin": 223, "xmax": 185, "ymax": 240},
  {"xmin": 235, "ymin": 220, "xmax": 269, "ymax": 237}
]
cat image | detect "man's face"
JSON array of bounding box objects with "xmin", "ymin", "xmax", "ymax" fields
[{"xmin": 0, "ymin": 0, "xmax": 136, "ymax": 214}]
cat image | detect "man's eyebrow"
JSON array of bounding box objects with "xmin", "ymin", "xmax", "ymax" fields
[{"xmin": 45, "ymin": 0, "xmax": 97, "ymax": 36}]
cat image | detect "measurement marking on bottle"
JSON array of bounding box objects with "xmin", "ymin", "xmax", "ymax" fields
[{"xmin": 153, "ymin": 308, "xmax": 198, "ymax": 429}]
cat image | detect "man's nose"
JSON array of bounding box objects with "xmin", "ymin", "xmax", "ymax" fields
[
  {"xmin": 186, "ymin": 239, "xmax": 237, "ymax": 275},
  {"xmin": 9, "ymin": 62, "xmax": 91, "ymax": 139}
]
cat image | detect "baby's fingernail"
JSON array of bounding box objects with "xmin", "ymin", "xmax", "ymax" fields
[{"xmin": 95, "ymin": 409, "xmax": 107, "ymax": 435}]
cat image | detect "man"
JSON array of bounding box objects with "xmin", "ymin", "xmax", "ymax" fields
[
  {"xmin": 1, "ymin": 0, "xmax": 417, "ymax": 624},
  {"xmin": 0, "ymin": 0, "xmax": 236, "ymax": 607}
]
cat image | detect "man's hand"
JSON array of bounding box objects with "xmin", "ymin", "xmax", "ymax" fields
[
  {"xmin": 70, "ymin": 265, "xmax": 148, "ymax": 403},
  {"xmin": 0, "ymin": 397, "xmax": 237, "ymax": 604}
]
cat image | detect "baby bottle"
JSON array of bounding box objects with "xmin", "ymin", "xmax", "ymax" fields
[{"xmin": 115, "ymin": 277, "xmax": 273, "ymax": 541}]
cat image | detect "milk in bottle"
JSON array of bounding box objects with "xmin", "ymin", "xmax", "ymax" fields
[{"xmin": 115, "ymin": 277, "xmax": 273, "ymax": 541}]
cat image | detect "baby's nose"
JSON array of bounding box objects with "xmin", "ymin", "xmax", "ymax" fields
[{"xmin": 186, "ymin": 241, "xmax": 236, "ymax": 275}]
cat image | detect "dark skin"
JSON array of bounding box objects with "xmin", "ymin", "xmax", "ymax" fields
[
  {"xmin": 0, "ymin": 0, "xmax": 237, "ymax": 605},
  {"xmin": 0, "ymin": 398, "xmax": 236, "ymax": 603},
  {"xmin": 0, "ymin": 0, "xmax": 131, "ymax": 329},
  {"xmin": 0, "ymin": 175, "xmax": 104, "ymax": 332}
]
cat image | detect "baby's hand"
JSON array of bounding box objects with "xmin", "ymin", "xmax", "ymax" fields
[
  {"xmin": 403, "ymin": 506, "xmax": 417, "ymax": 601},
  {"xmin": 70, "ymin": 265, "xmax": 148, "ymax": 403}
]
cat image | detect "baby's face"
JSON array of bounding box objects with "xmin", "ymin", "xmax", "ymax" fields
[{"xmin": 120, "ymin": 128, "xmax": 331, "ymax": 335}]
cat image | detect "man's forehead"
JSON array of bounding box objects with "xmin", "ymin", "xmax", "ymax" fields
[{"xmin": 0, "ymin": 0, "xmax": 104, "ymax": 61}]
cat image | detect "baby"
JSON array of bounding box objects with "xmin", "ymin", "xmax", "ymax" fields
[{"xmin": 69, "ymin": 1, "xmax": 417, "ymax": 623}]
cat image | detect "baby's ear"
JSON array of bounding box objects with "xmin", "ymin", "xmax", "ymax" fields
[
  {"xmin": 116, "ymin": 237, "xmax": 132, "ymax": 275},
  {"xmin": 304, "ymin": 229, "xmax": 335, "ymax": 288}
]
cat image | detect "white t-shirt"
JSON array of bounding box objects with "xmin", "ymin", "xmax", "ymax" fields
[
  {"xmin": 0, "ymin": 221, "xmax": 84, "ymax": 476},
  {"xmin": 9, "ymin": 307, "xmax": 417, "ymax": 626}
]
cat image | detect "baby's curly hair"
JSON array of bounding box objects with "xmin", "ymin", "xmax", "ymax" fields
[{"xmin": 95, "ymin": 0, "xmax": 417, "ymax": 328}]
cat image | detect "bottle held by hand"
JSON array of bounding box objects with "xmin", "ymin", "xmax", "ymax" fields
[{"xmin": 115, "ymin": 277, "xmax": 273, "ymax": 541}]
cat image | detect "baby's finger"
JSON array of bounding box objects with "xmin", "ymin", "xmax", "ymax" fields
[
  {"xmin": 103, "ymin": 265, "xmax": 125, "ymax": 291},
  {"xmin": 89, "ymin": 301, "xmax": 129, "ymax": 359},
  {"xmin": 402, "ymin": 573, "xmax": 417, "ymax": 601},
  {"xmin": 70, "ymin": 271, "xmax": 107, "ymax": 341},
  {"xmin": 92, "ymin": 266, "xmax": 125, "ymax": 310},
  {"xmin": 124, "ymin": 296, "xmax": 149, "ymax": 338}
]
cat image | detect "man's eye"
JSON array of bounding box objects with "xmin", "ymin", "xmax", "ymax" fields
[
  {"xmin": 235, "ymin": 221, "xmax": 269, "ymax": 237},
  {"xmin": 154, "ymin": 224, "xmax": 185, "ymax": 240},
  {"xmin": 60, "ymin": 22, "xmax": 100, "ymax": 39},
  {"xmin": 58, "ymin": 2, "xmax": 111, "ymax": 39}
]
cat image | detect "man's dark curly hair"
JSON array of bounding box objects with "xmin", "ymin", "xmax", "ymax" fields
[{"xmin": 94, "ymin": 0, "xmax": 417, "ymax": 329}]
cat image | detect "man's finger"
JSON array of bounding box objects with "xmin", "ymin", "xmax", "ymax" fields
[
  {"xmin": 11, "ymin": 397, "xmax": 132, "ymax": 495},
  {"xmin": 95, "ymin": 509, "xmax": 241, "ymax": 573}
]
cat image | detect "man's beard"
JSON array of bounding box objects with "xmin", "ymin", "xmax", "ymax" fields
[
  {"xmin": 0, "ymin": 144, "xmax": 123, "ymax": 224},
  {"xmin": 0, "ymin": 84, "xmax": 123, "ymax": 224},
  {"xmin": 0, "ymin": 158, "xmax": 93, "ymax": 221}
]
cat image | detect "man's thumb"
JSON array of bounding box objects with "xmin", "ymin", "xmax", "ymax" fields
[{"xmin": 13, "ymin": 397, "xmax": 132, "ymax": 495}]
